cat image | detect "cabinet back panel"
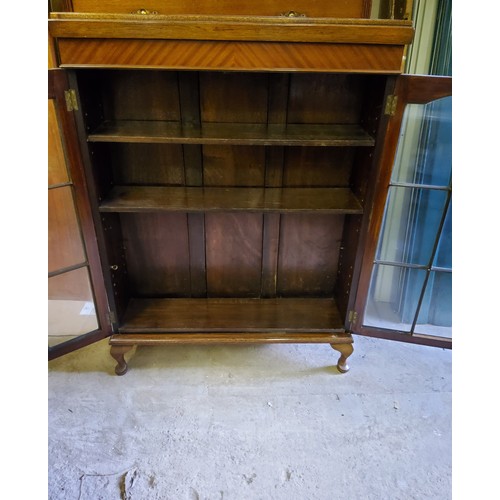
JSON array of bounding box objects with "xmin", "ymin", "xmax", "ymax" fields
[
  {"xmin": 277, "ymin": 214, "xmax": 344, "ymax": 296},
  {"xmin": 203, "ymin": 145, "xmax": 267, "ymax": 186},
  {"xmin": 118, "ymin": 212, "xmax": 346, "ymax": 298},
  {"xmin": 120, "ymin": 213, "xmax": 191, "ymax": 296},
  {"xmin": 200, "ymin": 72, "xmax": 269, "ymax": 123},
  {"xmin": 288, "ymin": 74, "xmax": 366, "ymax": 124},
  {"xmin": 100, "ymin": 71, "xmax": 181, "ymax": 121},
  {"xmin": 283, "ymin": 147, "xmax": 354, "ymax": 187},
  {"xmin": 110, "ymin": 143, "xmax": 185, "ymax": 185},
  {"xmin": 206, "ymin": 213, "xmax": 263, "ymax": 297}
]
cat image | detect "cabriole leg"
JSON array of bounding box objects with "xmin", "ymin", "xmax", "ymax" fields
[
  {"xmin": 331, "ymin": 342, "xmax": 354, "ymax": 373},
  {"xmin": 110, "ymin": 345, "xmax": 133, "ymax": 376}
]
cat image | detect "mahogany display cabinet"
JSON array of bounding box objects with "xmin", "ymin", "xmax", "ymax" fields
[{"xmin": 48, "ymin": 2, "xmax": 452, "ymax": 374}]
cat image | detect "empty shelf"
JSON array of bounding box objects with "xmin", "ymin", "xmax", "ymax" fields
[
  {"xmin": 99, "ymin": 186, "xmax": 364, "ymax": 213},
  {"xmin": 88, "ymin": 121, "xmax": 375, "ymax": 146},
  {"xmin": 118, "ymin": 298, "xmax": 345, "ymax": 334}
]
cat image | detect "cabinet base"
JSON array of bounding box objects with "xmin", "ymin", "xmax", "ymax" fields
[{"xmin": 109, "ymin": 332, "xmax": 354, "ymax": 375}]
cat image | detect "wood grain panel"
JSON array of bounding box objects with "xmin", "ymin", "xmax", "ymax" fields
[
  {"xmin": 48, "ymin": 186, "xmax": 86, "ymax": 273},
  {"xmin": 120, "ymin": 213, "xmax": 191, "ymax": 296},
  {"xmin": 261, "ymin": 213, "xmax": 281, "ymax": 297},
  {"xmin": 288, "ymin": 74, "xmax": 366, "ymax": 124},
  {"xmin": 187, "ymin": 213, "xmax": 207, "ymax": 297},
  {"xmin": 100, "ymin": 70, "xmax": 181, "ymax": 121},
  {"xmin": 205, "ymin": 213, "xmax": 263, "ymax": 297},
  {"xmin": 88, "ymin": 121, "xmax": 375, "ymax": 146},
  {"xmin": 118, "ymin": 298, "xmax": 345, "ymax": 333},
  {"xmin": 109, "ymin": 143, "xmax": 185, "ymax": 185},
  {"xmin": 57, "ymin": 40, "xmax": 406, "ymax": 73},
  {"xmin": 99, "ymin": 186, "xmax": 364, "ymax": 213},
  {"xmin": 70, "ymin": 0, "xmax": 368, "ymax": 18},
  {"xmin": 283, "ymin": 148, "xmax": 355, "ymax": 187},
  {"xmin": 200, "ymin": 72, "xmax": 268, "ymax": 123},
  {"xmin": 277, "ymin": 214, "xmax": 344, "ymax": 296},
  {"xmin": 111, "ymin": 332, "xmax": 351, "ymax": 344},
  {"xmin": 202, "ymin": 145, "xmax": 266, "ymax": 186},
  {"xmin": 49, "ymin": 16, "xmax": 413, "ymax": 45}
]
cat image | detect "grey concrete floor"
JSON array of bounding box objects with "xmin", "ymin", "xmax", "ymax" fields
[{"xmin": 48, "ymin": 335, "xmax": 451, "ymax": 500}]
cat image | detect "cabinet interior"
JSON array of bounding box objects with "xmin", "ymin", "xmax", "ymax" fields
[{"xmin": 75, "ymin": 69, "xmax": 387, "ymax": 333}]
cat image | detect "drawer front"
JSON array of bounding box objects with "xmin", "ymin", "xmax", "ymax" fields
[{"xmin": 69, "ymin": 0, "xmax": 369, "ymax": 18}]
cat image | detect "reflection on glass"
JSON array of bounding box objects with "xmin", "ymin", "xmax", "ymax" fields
[
  {"xmin": 48, "ymin": 267, "xmax": 98, "ymax": 347},
  {"xmin": 376, "ymin": 186, "xmax": 448, "ymax": 266},
  {"xmin": 48, "ymin": 186, "xmax": 86, "ymax": 273},
  {"xmin": 364, "ymin": 264, "xmax": 427, "ymax": 332},
  {"xmin": 48, "ymin": 100, "xmax": 70, "ymax": 186},
  {"xmin": 391, "ymin": 97, "xmax": 452, "ymax": 187},
  {"xmin": 414, "ymin": 271, "xmax": 452, "ymax": 338},
  {"xmin": 364, "ymin": 94, "xmax": 452, "ymax": 338},
  {"xmin": 433, "ymin": 201, "xmax": 452, "ymax": 269}
]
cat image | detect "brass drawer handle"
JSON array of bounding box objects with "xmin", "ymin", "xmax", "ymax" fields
[
  {"xmin": 281, "ymin": 10, "xmax": 307, "ymax": 18},
  {"xmin": 132, "ymin": 8, "xmax": 159, "ymax": 15}
]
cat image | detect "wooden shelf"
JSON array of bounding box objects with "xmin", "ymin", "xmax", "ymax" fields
[
  {"xmin": 99, "ymin": 186, "xmax": 364, "ymax": 213},
  {"xmin": 118, "ymin": 298, "xmax": 345, "ymax": 334},
  {"xmin": 88, "ymin": 121, "xmax": 375, "ymax": 147}
]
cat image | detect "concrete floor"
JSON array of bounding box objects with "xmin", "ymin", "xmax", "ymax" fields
[{"xmin": 48, "ymin": 335, "xmax": 451, "ymax": 499}]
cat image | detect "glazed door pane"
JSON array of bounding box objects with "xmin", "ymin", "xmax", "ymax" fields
[
  {"xmin": 353, "ymin": 77, "xmax": 452, "ymax": 347},
  {"xmin": 48, "ymin": 69, "xmax": 111, "ymax": 357}
]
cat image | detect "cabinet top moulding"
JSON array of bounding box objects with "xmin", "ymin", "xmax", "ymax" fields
[{"xmin": 49, "ymin": 14, "xmax": 414, "ymax": 45}]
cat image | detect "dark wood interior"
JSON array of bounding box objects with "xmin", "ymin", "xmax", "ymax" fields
[{"xmin": 73, "ymin": 69, "xmax": 387, "ymax": 334}]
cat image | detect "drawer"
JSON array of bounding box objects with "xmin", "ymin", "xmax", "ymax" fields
[{"xmin": 67, "ymin": 0, "xmax": 369, "ymax": 18}]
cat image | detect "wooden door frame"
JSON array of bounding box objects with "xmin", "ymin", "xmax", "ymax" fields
[
  {"xmin": 350, "ymin": 74, "xmax": 452, "ymax": 348},
  {"xmin": 48, "ymin": 68, "xmax": 112, "ymax": 360}
]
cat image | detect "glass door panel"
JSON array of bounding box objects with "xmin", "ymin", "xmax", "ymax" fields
[
  {"xmin": 375, "ymin": 185, "xmax": 449, "ymax": 266},
  {"xmin": 353, "ymin": 79, "xmax": 452, "ymax": 347},
  {"xmin": 48, "ymin": 68, "xmax": 110, "ymax": 357},
  {"xmin": 48, "ymin": 185, "xmax": 86, "ymax": 273},
  {"xmin": 48, "ymin": 267, "xmax": 99, "ymax": 347},
  {"xmin": 364, "ymin": 264, "xmax": 428, "ymax": 332},
  {"xmin": 48, "ymin": 100, "xmax": 70, "ymax": 185}
]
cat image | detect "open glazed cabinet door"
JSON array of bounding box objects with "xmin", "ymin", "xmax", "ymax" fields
[
  {"xmin": 351, "ymin": 74, "xmax": 452, "ymax": 348},
  {"xmin": 48, "ymin": 68, "xmax": 112, "ymax": 359}
]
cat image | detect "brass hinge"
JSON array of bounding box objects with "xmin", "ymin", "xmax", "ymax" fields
[
  {"xmin": 348, "ymin": 310, "xmax": 358, "ymax": 327},
  {"xmin": 64, "ymin": 89, "xmax": 79, "ymax": 112},
  {"xmin": 384, "ymin": 94, "xmax": 398, "ymax": 116}
]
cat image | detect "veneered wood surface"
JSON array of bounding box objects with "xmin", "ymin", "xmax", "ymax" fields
[
  {"xmin": 99, "ymin": 186, "xmax": 364, "ymax": 214},
  {"xmin": 118, "ymin": 298, "xmax": 345, "ymax": 333},
  {"xmin": 56, "ymin": 39, "xmax": 406, "ymax": 73},
  {"xmin": 70, "ymin": 0, "xmax": 369, "ymax": 18}
]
